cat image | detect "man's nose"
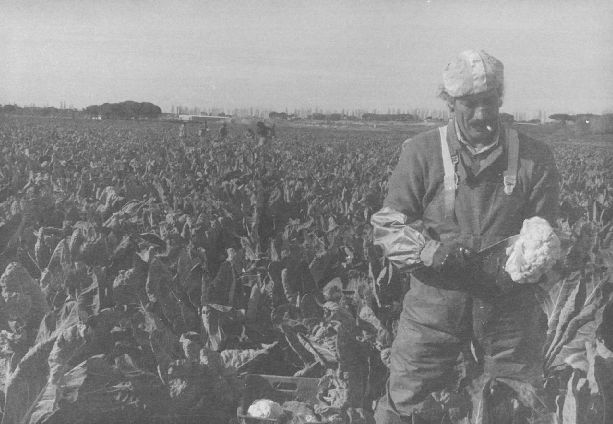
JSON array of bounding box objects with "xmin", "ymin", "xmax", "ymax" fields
[
  {"xmin": 473, "ymin": 106, "xmax": 492, "ymax": 121},
  {"xmin": 473, "ymin": 107, "xmax": 485, "ymax": 121}
]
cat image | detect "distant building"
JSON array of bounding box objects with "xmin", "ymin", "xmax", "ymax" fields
[{"xmin": 159, "ymin": 113, "xmax": 177, "ymax": 120}]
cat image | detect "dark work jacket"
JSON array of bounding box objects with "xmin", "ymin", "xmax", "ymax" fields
[
  {"xmin": 370, "ymin": 120, "xmax": 560, "ymax": 417},
  {"xmin": 371, "ymin": 120, "xmax": 560, "ymax": 288}
]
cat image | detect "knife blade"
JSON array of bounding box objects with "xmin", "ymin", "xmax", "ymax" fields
[{"xmin": 476, "ymin": 234, "xmax": 520, "ymax": 257}]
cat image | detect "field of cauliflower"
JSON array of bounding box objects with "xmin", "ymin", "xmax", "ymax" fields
[{"xmin": 0, "ymin": 116, "xmax": 611, "ymax": 424}]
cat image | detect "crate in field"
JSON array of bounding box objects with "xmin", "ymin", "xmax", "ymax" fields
[{"xmin": 237, "ymin": 374, "xmax": 323, "ymax": 424}]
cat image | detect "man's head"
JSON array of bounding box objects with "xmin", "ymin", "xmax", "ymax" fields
[{"xmin": 439, "ymin": 50, "xmax": 504, "ymax": 144}]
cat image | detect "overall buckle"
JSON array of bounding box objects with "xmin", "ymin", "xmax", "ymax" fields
[{"xmin": 503, "ymin": 175, "xmax": 516, "ymax": 195}]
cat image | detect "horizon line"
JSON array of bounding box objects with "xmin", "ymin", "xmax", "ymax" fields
[{"xmin": 2, "ymin": 101, "xmax": 611, "ymax": 118}]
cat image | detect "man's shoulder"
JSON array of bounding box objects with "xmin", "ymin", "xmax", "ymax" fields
[
  {"xmin": 514, "ymin": 129, "xmax": 555, "ymax": 162},
  {"xmin": 401, "ymin": 126, "xmax": 443, "ymax": 154}
]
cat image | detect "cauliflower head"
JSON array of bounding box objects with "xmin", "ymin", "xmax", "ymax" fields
[
  {"xmin": 504, "ymin": 216, "xmax": 562, "ymax": 284},
  {"xmin": 248, "ymin": 399, "xmax": 284, "ymax": 419}
]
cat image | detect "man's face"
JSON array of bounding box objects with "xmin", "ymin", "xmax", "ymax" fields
[{"xmin": 453, "ymin": 90, "xmax": 500, "ymax": 144}]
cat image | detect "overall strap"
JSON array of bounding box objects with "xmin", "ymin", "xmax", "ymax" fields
[
  {"xmin": 439, "ymin": 126, "xmax": 459, "ymax": 219},
  {"xmin": 503, "ymin": 128, "xmax": 520, "ymax": 195}
]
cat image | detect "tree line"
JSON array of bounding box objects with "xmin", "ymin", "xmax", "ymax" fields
[
  {"xmin": 0, "ymin": 104, "xmax": 78, "ymax": 117},
  {"xmin": 1, "ymin": 101, "xmax": 163, "ymax": 120},
  {"xmin": 84, "ymin": 101, "xmax": 162, "ymax": 120}
]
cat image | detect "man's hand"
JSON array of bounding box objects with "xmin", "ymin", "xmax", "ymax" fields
[{"xmin": 430, "ymin": 242, "xmax": 475, "ymax": 277}]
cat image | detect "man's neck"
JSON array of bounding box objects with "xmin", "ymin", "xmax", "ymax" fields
[
  {"xmin": 458, "ymin": 126, "xmax": 495, "ymax": 147},
  {"xmin": 454, "ymin": 120, "xmax": 500, "ymax": 155}
]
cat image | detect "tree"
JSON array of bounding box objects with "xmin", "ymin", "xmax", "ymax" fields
[
  {"xmin": 2, "ymin": 105, "xmax": 19, "ymax": 113},
  {"xmin": 88, "ymin": 101, "xmax": 161, "ymax": 120},
  {"xmin": 499, "ymin": 113, "xmax": 514, "ymax": 124},
  {"xmin": 121, "ymin": 101, "xmax": 140, "ymax": 119},
  {"xmin": 549, "ymin": 114, "xmax": 574, "ymax": 125},
  {"xmin": 84, "ymin": 105, "xmax": 99, "ymax": 116},
  {"xmin": 139, "ymin": 102, "xmax": 162, "ymax": 119}
]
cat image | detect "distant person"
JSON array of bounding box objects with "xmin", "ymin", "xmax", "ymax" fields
[
  {"xmin": 218, "ymin": 121, "xmax": 228, "ymax": 142},
  {"xmin": 198, "ymin": 121, "xmax": 208, "ymax": 144},
  {"xmin": 246, "ymin": 128, "xmax": 256, "ymax": 141},
  {"xmin": 179, "ymin": 123, "xmax": 187, "ymax": 140},
  {"xmin": 256, "ymin": 121, "xmax": 272, "ymax": 146}
]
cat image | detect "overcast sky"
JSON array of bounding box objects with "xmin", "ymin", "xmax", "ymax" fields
[{"xmin": 1, "ymin": 0, "xmax": 612, "ymax": 115}]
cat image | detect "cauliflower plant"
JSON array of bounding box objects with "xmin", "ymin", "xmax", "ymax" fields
[
  {"xmin": 0, "ymin": 262, "xmax": 41, "ymax": 322},
  {"xmin": 504, "ymin": 216, "xmax": 562, "ymax": 284}
]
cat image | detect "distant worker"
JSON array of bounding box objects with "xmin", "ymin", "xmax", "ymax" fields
[
  {"xmin": 256, "ymin": 121, "xmax": 272, "ymax": 146},
  {"xmin": 179, "ymin": 122, "xmax": 187, "ymax": 140},
  {"xmin": 198, "ymin": 121, "xmax": 208, "ymax": 144},
  {"xmin": 218, "ymin": 121, "xmax": 228, "ymax": 142}
]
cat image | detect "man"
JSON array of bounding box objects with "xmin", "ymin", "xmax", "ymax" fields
[
  {"xmin": 372, "ymin": 50, "xmax": 559, "ymax": 423},
  {"xmin": 218, "ymin": 121, "xmax": 228, "ymax": 141},
  {"xmin": 198, "ymin": 121, "xmax": 208, "ymax": 144},
  {"xmin": 256, "ymin": 121, "xmax": 272, "ymax": 146}
]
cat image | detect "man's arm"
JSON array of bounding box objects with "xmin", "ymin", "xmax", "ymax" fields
[
  {"xmin": 371, "ymin": 207, "xmax": 440, "ymax": 271},
  {"xmin": 370, "ymin": 139, "xmax": 439, "ymax": 272}
]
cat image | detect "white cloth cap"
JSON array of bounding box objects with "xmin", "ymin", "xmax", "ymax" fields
[{"xmin": 442, "ymin": 50, "xmax": 504, "ymax": 98}]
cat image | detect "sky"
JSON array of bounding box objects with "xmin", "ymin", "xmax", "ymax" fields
[{"xmin": 1, "ymin": 0, "xmax": 612, "ymax": 115}]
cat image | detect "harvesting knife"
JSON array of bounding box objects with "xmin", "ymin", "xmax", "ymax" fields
[
  {"xmin": 409, "ymin": 235, "xmax": 519, "ymax": 272},
  {"xmin": 475, "ymin": 234, "xmax": 520, "ymax": 258}
]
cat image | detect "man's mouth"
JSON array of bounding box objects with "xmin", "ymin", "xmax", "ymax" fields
[{"xmin": 471, "ymin": 122, "xmax": 495, "ymax": 132}]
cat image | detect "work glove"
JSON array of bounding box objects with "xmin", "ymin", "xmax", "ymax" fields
[
  {"xmin": 421, "ymin": 240, "xmax": 475, "ymax": 277},
  {"xmin": 433, "ymin": 242, "xmax": 475, "ymax": 276}
]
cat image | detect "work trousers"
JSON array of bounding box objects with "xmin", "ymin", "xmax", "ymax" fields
[{"xmin": 375, "ymin": 278, "xmax": 547, "ymax": 423}]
